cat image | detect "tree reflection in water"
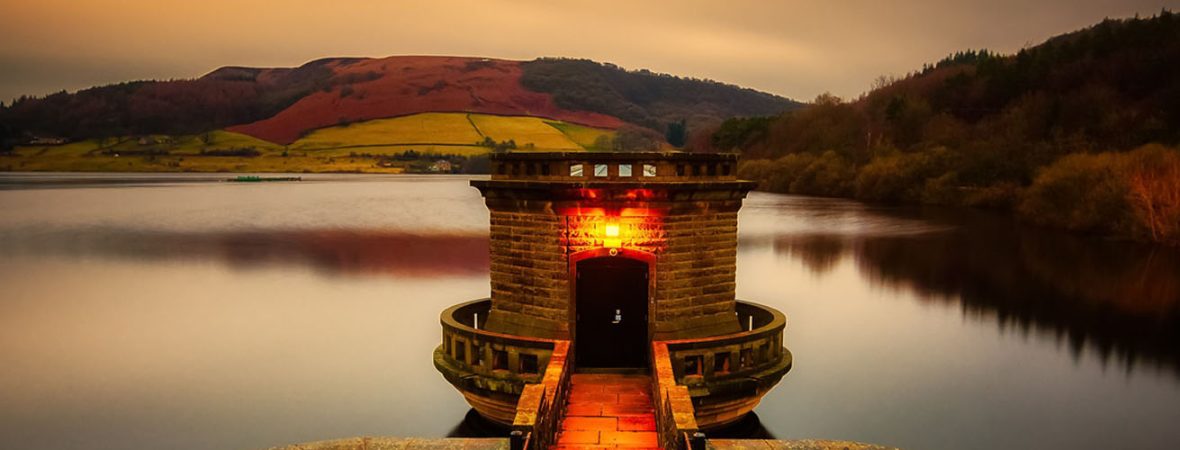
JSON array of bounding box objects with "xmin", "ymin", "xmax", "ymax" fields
[
  {"xmin": 0, "ymin": 228, "xmax": 489, "ymax": 278},
  {"xmin": 768, "ymin": 208, "xmax": 1180, "ymax": 378}
]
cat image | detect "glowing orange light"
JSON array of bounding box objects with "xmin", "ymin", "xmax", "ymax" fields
[{"xmin": 603, "ymin": 221, "xmax": 622, "ymax": 249}]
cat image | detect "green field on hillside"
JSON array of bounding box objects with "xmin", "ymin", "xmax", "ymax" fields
[
  {"xmin": 6, "ymin": 113, "xmax": 615, "ymax": 173},
  {"xmin": 544, "ymin": 121, "xmax": 614, "ymax": 150},
  {"xmin": 290, "ymin": 113, "xmax": 596, "ymax": 153},
  {"xmin": 469, "ymin": 114, "xmax": 582, "ymax": 150},
  {"xmin": 294, "ymin": 113, "xmax": 484, "ymax": 151}
]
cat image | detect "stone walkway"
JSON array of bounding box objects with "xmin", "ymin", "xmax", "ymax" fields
[{"xmin": 552, "ymin": 373, "xmax": 659, "ymax": 449}]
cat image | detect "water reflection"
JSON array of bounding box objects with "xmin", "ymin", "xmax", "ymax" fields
[
  {"xmin": 4, "ymin": 178, "xmax": 1180, "ymax": 450},
  {"xmin": 0, "ymin": 176, "xmax": 491, "ymax": 450},
  {"xmin": 767, "ymin": 209, "xmax": 1180, "ymax": 377},
  {"xmin": 0, "ymin": 228, "xmax": 489, "ymax": 277},
  {"xmin": 446, "ymin": 409, "xmax": 509, "ymax": 438},
  {"xmin": 705, "ymin": 413, "xmax": 775, "ymax": 439}
]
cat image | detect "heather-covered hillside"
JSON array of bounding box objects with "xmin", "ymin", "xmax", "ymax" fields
[{"xmin": 0, "ymin": 56, "xmax": 799, "ymax": 146}]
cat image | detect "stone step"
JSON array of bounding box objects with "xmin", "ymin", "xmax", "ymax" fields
[{"xmin": 552, "ymin": 373, "xmax": 659, "ymax": 449}]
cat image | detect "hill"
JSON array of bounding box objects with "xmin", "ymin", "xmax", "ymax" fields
[
  {"xmin": 711, "ymin": 11, "xmax": 1180, "ymax": 245},
  {"xmin": 0, "ymin": 55, "xmax": 800, "ymax": 146},
  {"xmin": 0, "ymin": 113, "xmax": 618, "ymax": 173},
  {"xmin": 520, "ymin": 58, "xmax": 792, "ymax": 139}
]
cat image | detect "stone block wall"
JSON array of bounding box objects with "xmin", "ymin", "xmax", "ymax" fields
[
  {"xmin": 485, "ymin": 210, "xmax": 572, "ymax": 338},
  {"xmin": 483, "ymin": 201, "xmax": 743, "ymax": 340},
  {"xmin": 476, "ymin": 152, "xmax": 753, "ymax": 341},
  {"xmin": 653, "ymin": 212, "xmax": 741, "ymax": 339}
]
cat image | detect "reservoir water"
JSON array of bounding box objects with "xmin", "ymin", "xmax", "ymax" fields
[{"xmin": 1, "ymin": 173, "xmax": 1178, "ymax": 450}]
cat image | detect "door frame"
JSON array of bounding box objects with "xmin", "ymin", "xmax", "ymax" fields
[{"xmin": 568, "ymin": 248, "xmax": 657, "ymax": 367}]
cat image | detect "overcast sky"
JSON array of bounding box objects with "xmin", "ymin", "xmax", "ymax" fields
[{"xmin": 1, "ymin": 0, "xmax": 1176, "ymax": 103}]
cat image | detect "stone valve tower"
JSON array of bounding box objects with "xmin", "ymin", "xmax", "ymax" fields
[{"xmin": 434, "ymin": 152, "xmax": 792, "ymax": 445}]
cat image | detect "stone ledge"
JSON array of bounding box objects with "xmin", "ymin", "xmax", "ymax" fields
[
  {"xmin": 707, "ymin": 439, "xmax": 900, "ymax": 450},
  {"xmin": 266, "ymin": 436, "xmax": 509, "ymax": 450},
  {"xmin": 266, "ymin": 436, "xmax": 899, "ymax": 450}
]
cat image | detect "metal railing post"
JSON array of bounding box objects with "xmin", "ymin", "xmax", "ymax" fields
[{"xmin": 509, "ymin": 430, "xmax": 525, "ymax": 450}]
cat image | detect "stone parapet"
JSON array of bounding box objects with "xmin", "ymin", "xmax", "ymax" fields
[
  {"xmin": 656, "ymin": 301, "xmax": 793, "ymax": 429},
  {"xmin": 487, "ymin": 151, "xmax": 741, "ymax": 183},
  {"xmin": 653, "ymin": 341, "xmax": 705, "ymax": 450},
  {"xmin": 434, "ymin": 299, "xmax": 568, "ymax": 425},
  {"xmin": 510, "ymin": 341, "xmax": 571, "ymax": 450}
]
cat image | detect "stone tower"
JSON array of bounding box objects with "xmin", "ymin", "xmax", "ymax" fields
[{"xmin": 436, "ymin": 152, "xmax": 791, "ymax": 430}]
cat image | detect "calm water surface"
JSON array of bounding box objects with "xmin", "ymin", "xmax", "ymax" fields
[{"xmin": 1, "ymin": 173, "xmax": 1178, "ymax": 450}]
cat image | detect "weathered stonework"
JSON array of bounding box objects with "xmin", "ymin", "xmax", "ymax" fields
[
  {"xmin": 437, "ymin": 152, "xmax": 792, "ymax": 434},
  {"xmin": 473, "ymin": 152, "xmax": 754, "ymax": 341}
]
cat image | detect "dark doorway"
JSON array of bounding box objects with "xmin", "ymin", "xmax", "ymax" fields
[{"xmin": 575, "ymin": 256, "xmax": 649, "ymax": 368}]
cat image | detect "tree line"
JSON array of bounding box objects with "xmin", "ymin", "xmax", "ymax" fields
[
  {"xmin": 520, "ymin": 58, "xmax": 799, "ymax": 144},
  {"xmin": 704, "ymin": 11, "xmax": 1180, "ymax": 245},
  {"xmin": 0, "ymin": 60, "xmax": 340, "ymax": 140}
]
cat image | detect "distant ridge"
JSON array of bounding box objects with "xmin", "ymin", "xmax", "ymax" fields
[{"xmin": 0, "ymin": 56, "xmax": 801, "ymax": 145}]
